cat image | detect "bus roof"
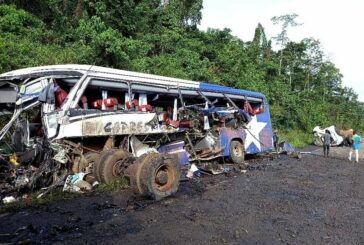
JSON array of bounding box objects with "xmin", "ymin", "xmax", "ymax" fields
[{"xmin": 0, "ymin": 64, "xmax": 266, "ymax": 100}]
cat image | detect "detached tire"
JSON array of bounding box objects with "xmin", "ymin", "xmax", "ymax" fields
[
  {"xmin": 229, "ymin": 140, "xmax": 245, "ymax": 164},
  {"xmin": 132, "ymin": 153, "xmax": 180, "ymax": 200},
  {"xmin": 98, "ymin": 150, "xmax": 131, "ymax": 184}
]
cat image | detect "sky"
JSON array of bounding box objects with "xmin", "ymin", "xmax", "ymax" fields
[{"xmin": 199, "ymin": 0, "xmax": 364, "ymax": 101}]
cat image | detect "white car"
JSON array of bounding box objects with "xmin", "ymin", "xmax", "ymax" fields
[{"xmin": 312, "ymin": 125, "xmax": 344, "ymax": 146}]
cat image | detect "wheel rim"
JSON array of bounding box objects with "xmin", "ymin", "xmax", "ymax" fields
[
  {"xmin": 114, "ymin": 158, "xmax": 129, "ymax": 177},
  {"xmin": 154, "ymin": 164, "xmax": 174, "ymax": 192},
  {"xmin": 233, "ymin": 145, "xmax": 243, "ymax": 157}
]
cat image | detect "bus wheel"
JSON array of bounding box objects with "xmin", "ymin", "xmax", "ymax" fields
[
  {"xmin": 129, "ymin": 153, "xmax": 180, "ymax": 200},
  {"xmin": 230, "ymin": 140, "xmax": 245, "ymax": 164},
  {"xmin": 98, "ymin": 150, "xmax": 131, "ymax": 184},
  {"xmin": 93, "ymin": 150, "xmax": 114, "ymax": 182}
]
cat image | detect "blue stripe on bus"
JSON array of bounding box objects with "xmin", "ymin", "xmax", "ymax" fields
[
  {"xmin": 20, "ymin": 92, "xmax": 40, "ymax": 97},
  {"xmin": 199, "ymin": 82, "xmax": 265, "ymax": 99}
]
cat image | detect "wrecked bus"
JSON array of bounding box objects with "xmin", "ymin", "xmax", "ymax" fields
[{"xmin": 0, "ymin": 65, "xmax": 273, "ymax": 200}]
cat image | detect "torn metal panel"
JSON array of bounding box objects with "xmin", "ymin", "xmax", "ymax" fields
[
  {"xmin": 219, "ymin": 127, "xmax": 245, "ymax": 156},
  {"xmin": 194, "ymin": 132, "xmax": 219, "ymax": 151},
  {"xmin": 130, "ymin": 136, "xmax": 158, "ymax": 157},
  {"xmin": 158, "ymin": 141, "xmax": 189, "ymax": 165},
  {"xmin": 0, "ymin": 109, "xmax": 22, "ymax": 141}
]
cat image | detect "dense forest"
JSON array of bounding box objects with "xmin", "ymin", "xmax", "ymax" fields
[{"xmin": 0, "ymin": 1, "xmax": 363, "ymax": 144}]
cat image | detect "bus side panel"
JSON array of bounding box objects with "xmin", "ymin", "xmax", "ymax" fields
[
  {"xmin": 256, "ymin": 103, "xmax": 273, "ymax": 152},
  {"xmin": 219, "ymin": 127, "xmax": 245, "ymax": 157},
  {"xmin": 219, "ymin": 105, "xmax": 273, "ymax": 156}
]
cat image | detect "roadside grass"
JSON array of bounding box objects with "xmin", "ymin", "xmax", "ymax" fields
[
  {"xmin": 94, "ymin": 178, "xmax": 129, "ymax": 192},
  {"xmin": 0, "ymin": 178, "xmax": 129, "ymax": 213},
  {"xmin": 0, "ymin": 189, "xmax": 78, "ymax": 213},
  {"xmin": 280, "ymin": 129, "xmax": 313, "ymax": 148}
]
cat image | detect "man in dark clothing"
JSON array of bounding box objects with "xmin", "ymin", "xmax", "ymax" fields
[
  {"xmin": 323, "ymin": 130, "xmax": 331, "ymax": 157},
  {"xmin": 273, "ymin": 130, "xmax": 279, "ymax": 153}
]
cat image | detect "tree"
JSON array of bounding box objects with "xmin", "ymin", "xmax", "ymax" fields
[
  {"xmin": 0, "ymin": 3, "xmax": 363, "ymax": 135},
  {"xmin": 271, "ymin": 13, "xmax": 302, "ymax": 75}
]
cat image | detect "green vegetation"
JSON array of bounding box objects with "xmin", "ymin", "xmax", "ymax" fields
[
  {"xmin": 1, "ymin": 1, "xmax": 363, "ymax": 145},
  {"xmin": 95, "ymin": 178, "xmax": 129, "ymax": 192},
  {"xmin": 280, "ymin": 130, "xmax": 313, "ymax": 147}
]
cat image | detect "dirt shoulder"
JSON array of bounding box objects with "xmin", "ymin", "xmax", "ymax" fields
[{"xmin": 1, "ymin": 146, "xmax": 363, "ymax": 244}]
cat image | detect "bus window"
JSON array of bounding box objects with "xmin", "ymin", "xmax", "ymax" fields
[
  {"xmin": 231, "ymin": 98, "xmax": 265, "ymax": 116},
  {"xmin": 74, "ymin": 78, "xmax": 128, "ymax": 111}
]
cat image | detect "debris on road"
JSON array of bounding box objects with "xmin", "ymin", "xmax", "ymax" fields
[
  {"xmin": 63, "ymin": 173, "xmax": 92, "ymax": 193},
  {"xmin": 187, "ymin": 164, "xmax": 201, "ymax": 178}
]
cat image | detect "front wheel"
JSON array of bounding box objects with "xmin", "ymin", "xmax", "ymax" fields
[{"xmin": 229, "ymin": 140, "xmax": 245, "ymax": 164}]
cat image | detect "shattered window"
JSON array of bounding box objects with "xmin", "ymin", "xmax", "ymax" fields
[
  {"xmin": 75, "ymin": 78, "xmax": 129, "ymax": 111},
  {"xmin": 231, "ymin": 97, "xmax": 265, "ymax": 115}
]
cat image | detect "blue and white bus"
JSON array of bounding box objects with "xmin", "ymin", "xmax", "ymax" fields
[{"xmin": 0, "ymin": 65, "xmax": 273, "ymax": 199}]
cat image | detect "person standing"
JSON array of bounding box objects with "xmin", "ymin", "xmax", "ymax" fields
[
  {"xmin": 349, "ymin": 130, "xmax": 361, "ymax": 163},
  {"xmin": 273, "ymin": 130, "xmax": 279, "ymax": 153},
  {"xmin": 323, "ymin": 130, "xmax": 331, "ymax": 157}
]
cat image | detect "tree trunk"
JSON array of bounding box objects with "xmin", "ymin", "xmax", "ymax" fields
[{"xmin": 74, "ymin": 0, "xmax": 84, "ymax": 25}]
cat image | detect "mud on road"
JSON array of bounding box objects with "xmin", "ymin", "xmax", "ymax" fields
[{"xmin": 1, "ymin": 146, "xmax": 363, "ymax": 244}]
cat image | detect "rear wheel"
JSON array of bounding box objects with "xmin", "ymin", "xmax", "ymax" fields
[
  {"xmin": 129, "ymin": 153, "xmax": 180, "ymax": 200},
  {"xmin": 98, "ymin": 150, "xmax": 131, "ymax": 184},
  {"xmin": 93, "ymin": 150, "xmax": 115, "ymax": 182},
  {"xmin": 229, "ymin": 140, "xmax": 245, "ymax": 164}
]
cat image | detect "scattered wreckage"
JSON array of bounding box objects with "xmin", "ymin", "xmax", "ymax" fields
[
  {"xmin": 312, "ymin": 126, "xmax": 353, "ymax": 146},
  {"xmin": 0, "ymin": 65, "xmax": 273, "ymax": 201}
]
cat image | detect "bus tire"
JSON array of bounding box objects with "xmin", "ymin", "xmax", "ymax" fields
[
  {"xmin": 93, "ymin": 150, "xmax": 112, "ymax": 182},
  {"xmin": 230, "ymin": 140, "xmax": 245, "ymax": 164},
  {"xmin": 133, "ymin": 153, "xmax": 180, "ymax": 200},
  {"xmin": 98, "ymin": 149, "xmax": 130, "ymax": 184}
]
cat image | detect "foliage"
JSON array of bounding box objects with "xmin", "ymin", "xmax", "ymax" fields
[
  {"xmin": 0, "ymin": 3, "xmax": 363, "ymax": 140},
  {"xmin": 279, "ymin": 129, "xmax": 313, "ymax": 147}
]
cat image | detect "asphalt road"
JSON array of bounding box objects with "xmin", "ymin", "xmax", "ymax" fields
[{"xmin": 1, "ymin": 146, "xmax": 363, "ymax": 244}]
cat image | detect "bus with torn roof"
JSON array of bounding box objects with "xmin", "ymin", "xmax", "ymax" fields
[{"xmin": 0, "ymin": 65, "xmax": 273, "ymax": 200}]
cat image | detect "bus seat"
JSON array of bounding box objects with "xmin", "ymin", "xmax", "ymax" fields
[
  {"xmin": 125, "ymin": 99, "xmax": 139, "ymax": 110},
  {"xmin": 158, "ymin": 112, "xmax": 168, "ymax": 122},
  {"xmin": 104, "ymin": 97, "xmax": 118, "ymax": 110},
  {"xmin": 179, "ymin": 121, "xmax": 194, "ymax": 128},
  {"xmin": 92, "ymin": 99, "xmax": 102, "ymax": 109},
  {"xmin": 138, "ymin": 104, "xmax": 153, "ymax": 112},
  {"xmin": 244, "ymin": 101, "xmax": 255, "ymax": 116},
  {"xmin": 166, "ymin": 106, "xmax": 173, "ymax": 118},
  {"xmin": 104, "ymin": 98, "xmax": 118, "ymax": 107},
  {"xmin": 55, "ymin": 86, "xmax": 68, "ymax": 108},
  {"xmin": 166, "ymin": 119, "xmax": 180, "ymax": 128}
]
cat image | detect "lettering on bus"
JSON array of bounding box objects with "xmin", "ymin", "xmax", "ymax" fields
[{"xmin": 82, "ymin": 120, "xmax": 149, "ymax": 135}]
